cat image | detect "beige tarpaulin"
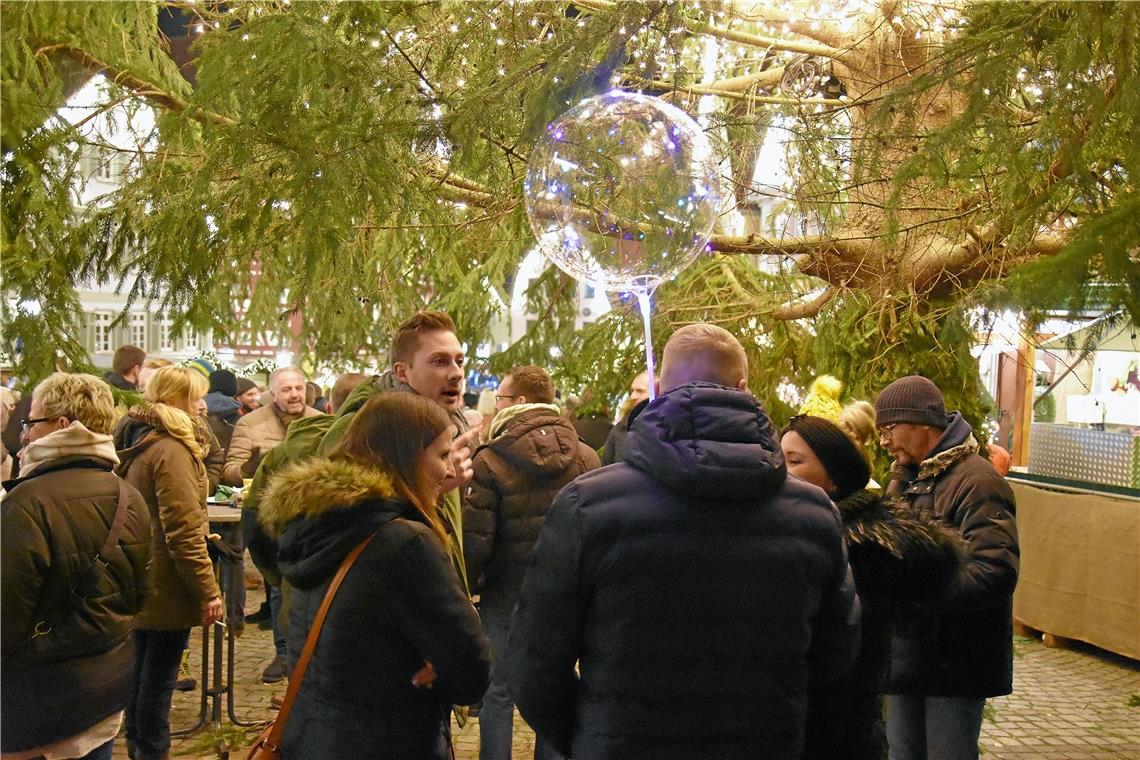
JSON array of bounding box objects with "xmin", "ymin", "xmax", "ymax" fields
[{"xmin": 1011, "ymin": 480, "xmax": 1140, "ymax": 661}]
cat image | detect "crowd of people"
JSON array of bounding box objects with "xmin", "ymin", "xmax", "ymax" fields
[{"xmin": 1, "ymin": 311, "xmax": 1019, "ymax": 760}]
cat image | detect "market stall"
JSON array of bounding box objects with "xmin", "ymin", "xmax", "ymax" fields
[{"xmin": 1010, "ymin": 318, "xmax": 1139, "ymax": 660}]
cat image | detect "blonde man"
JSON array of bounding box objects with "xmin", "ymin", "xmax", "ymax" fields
[
  {"xmin": 2, "ymin": 373, "xmax": 152, "ymax": 760},
  {"xmin": 508, "ymin": 324, "xmax": 859, "ymax": 760}
]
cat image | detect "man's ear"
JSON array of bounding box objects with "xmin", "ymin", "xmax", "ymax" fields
[
  {"xmin": 736, "ymin": 378, "xmax": 748, "ymax": 391},
  {"xmin": 516, "ymin": 395, "xmax": 527, "ymax": 405},
  {"xmin": 393, "ymin": 362, "xmax": 409, "ymax": 384}
]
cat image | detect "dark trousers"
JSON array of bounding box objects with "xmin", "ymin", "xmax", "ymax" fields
[{"xmin": 125, "ymin": 628, "xmax": 190, "ymax": 760}]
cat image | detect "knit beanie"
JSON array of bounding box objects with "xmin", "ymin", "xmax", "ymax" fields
[
  {"xmin": 798, "ymin": 375, "xmax": 843, "ymax": 422},
  {"xmin": 874, "ymin": 375, "xmax": 947, "ymax": 428},
  {"xmin": 782, "ymin": 415, "xmax": 871, "ymax": 501},
  {"xmin": 235, "ymin": 377, "xmax": 258, "ymax": 396},
  {"xmin": 186, "ymin": 357, "xmax": 215, "ymax": 379},
  {"xmin": 209, "ymin": 369, "xmax": 238, "ymax": 396}
]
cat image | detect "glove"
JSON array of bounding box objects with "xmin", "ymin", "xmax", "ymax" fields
[{"xmin": 240, "ymin": 448, "xmax": 263, "ymax": 478}]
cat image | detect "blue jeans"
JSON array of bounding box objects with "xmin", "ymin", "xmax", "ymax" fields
[
  {"xmin": 125, "ymin": 629, "xmax": 190, "ymax": 760},
  {"xmin": 886, "ymin": 694, "xmax": 986, "ymax": 760},
  {"xmin": 268, "ymin": 584, "xmax": 287, "ymax": 659},
  {"xmin": 479, "ymin": 613, "xmax": 563, "ymax": 760}
]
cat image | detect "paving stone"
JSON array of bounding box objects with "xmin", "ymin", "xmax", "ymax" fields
[{"xmin": 107, "ymin": 600, "xmax": 1139, "ymax": 759}]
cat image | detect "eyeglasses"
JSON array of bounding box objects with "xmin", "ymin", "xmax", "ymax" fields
[
  {"xmin": 21, "ymin": 416, "xmax": 57, "ymax": 431},
  {"xmin": 877, "ymin": 423, "xmax": 899, "ymax": 440},
  {"xmin": 495, "ymin": 394, "xmax": 517, "ymax": 402}
]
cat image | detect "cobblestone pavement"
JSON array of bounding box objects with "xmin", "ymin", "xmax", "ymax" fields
[{"xmin": 111, "ymin": 594, "xmax": 1138, "ymax": 759}]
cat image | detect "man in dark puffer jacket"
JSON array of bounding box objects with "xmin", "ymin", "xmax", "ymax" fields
[
  {"xmin": 2, "ymin": 373, "xmax": 152, "ymax": 759},
  {"xmin": 464, "ymin": 365, "xmax": 600, "ymax": 760},
  {"xmin": 508, "ymin": 324, "xmax": 860, "ymax": 760},
  {"xmin": 875, "ymin": 375, "xmax": 1019, "ymax": 760}
]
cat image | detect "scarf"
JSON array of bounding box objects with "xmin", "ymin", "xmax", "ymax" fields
[
  {"xmin": 487, "ymin": 402, "xmax": 562, "ymax": 441},
  {"xmin": 372, "ymin": 370, "xmax": 471, "ymax": 435},
  {"xmin": 18, "ymin": 421, "xmax": 119, "ymax": 477}
]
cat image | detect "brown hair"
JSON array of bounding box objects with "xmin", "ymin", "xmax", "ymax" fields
[
  {"xmin": 330, "ymin": 372, "xmax": 366, "ymax": 412},
  {"xmin": 327, "ymin": 393, "xmax": 452, "ymax": 544},
  {"xmin": 390, "ymin": 310, "xmax": 457, "ymax": 366},
  {"xmin": 509, "ymin": 365, "xmax": 555, "ymax": 404},
  {"xmin": 112, "ymin": 345, "xmax": 146, "ymax": 375}
]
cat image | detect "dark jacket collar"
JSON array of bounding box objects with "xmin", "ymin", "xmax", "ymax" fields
[
  {"xmin": 3, "ymin": 455, "xmax": 114, "ymax": 491},
  {"xmin": 624, "ymin": 382, "xmax": 786, "ymax": 501}
]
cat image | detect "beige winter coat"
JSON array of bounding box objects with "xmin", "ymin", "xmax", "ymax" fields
[{"xmin": 222, "ymin": 403, "xmax": 322, "ymax": 485}]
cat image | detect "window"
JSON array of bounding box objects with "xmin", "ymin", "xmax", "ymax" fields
[
  {"xmin": 93, "ymin": 311, "xmax": 113, "ymax": 353},
  {"xmin": 183, "ymin": 330, "xmax": 198, "ymax": 351},
  {"xmin": 584, "ymin": 284, "xmax": 596, "ymax": 299},
  {"xmin": 130, "ymin": 312, "xmax": 147, "ymax": 349},
  {"xmin": 95, "ymin": 147, "xmax": 114, "ymax": 181},
  {"xmin": 157, "ymin": 319, "xmax": 175, "ymax": 352}
]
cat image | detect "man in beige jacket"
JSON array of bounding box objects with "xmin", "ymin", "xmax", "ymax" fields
[
  {"xmin": 222, "ymin": 367, "xmax": 322, "ymax": 487},
  {"xmin": 222, "ymin": 366, "xmax": 321, "ymax": 683}
]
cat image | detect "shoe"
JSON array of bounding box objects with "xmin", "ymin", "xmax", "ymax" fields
[
  {"xmin": 257, "ymin": 618, "xmax": 272, "ymax": 631},
  {"xmin": 175, "ymin": 650, "xmax": 196, "ymax": 691},
  {"xmin": 269, "ymin": 693, "xmax": 285, "ymax": 709},
  {"xmin": 246, "ymin": 602, "xmax": 271, "ymax": 624},
  {"xmin": 261, "ymin": 656, "xmax": 288, "ymax": 684}
]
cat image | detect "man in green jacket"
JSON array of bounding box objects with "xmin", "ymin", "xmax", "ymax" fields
[{"xmin": 243, "ymin": 310, "xmax": 478, "ymax": 601}]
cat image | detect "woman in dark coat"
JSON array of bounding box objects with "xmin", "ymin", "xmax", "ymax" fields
[
  {"xmin": 781, "ymin": 415, "xmax": 962, "ymax": 760},
  {"xmin": 259, "ymin": 392, "xmax": 490, "ymax": 760}
]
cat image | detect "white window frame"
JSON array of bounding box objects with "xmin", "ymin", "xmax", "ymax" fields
[
  {"xmin": 93, "ymin": 311, "xmax": 113, "ymax": 353},
  {"xmin": 130, "ymin": 312, "xmax": 147, "ymax": 349},
  {"xmin": 157, "ymin": 318, "xmax": 175, "ymax": 352}
]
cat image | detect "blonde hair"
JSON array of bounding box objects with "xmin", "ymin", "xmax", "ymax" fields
[
  {"xmin": 839, "ymin": 400, "xmax": 877, "ymax": 451},
  {"xmin": 33, "ymin": 373, "xmax": 117, "ymax": 435},
  {"xmin": 660, "ymin": 324, "xmax": 748, "ymax": 392},
  {"xmin": 143, "ymin": 358, "xmax": 173, "ymax": 369},
  {"xmin": 144, "ymin": 366, "xmax": 209, "ymax": 460}
]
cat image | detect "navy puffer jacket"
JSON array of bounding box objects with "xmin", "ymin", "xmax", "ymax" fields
[{"xmin": 507, "ymin": 383, "xmax": 861, "ymax": 760}]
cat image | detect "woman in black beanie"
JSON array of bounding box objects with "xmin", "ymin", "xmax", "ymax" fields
[{"xmin": 781, "ymin": 415, "xmax": 963, "ymax": 760}]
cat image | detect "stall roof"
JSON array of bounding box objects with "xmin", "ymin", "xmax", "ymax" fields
[{"xmin": 1041, "ymin": 314, "xmax": 1138, "ymax": 353}]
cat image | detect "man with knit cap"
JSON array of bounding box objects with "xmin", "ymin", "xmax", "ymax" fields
[
  {"xmin": 464, "ymin": 365, "xmax": 600, "ymax": 760},
  {"xmin": 874, "ymin": 375, "xmax": 1018, "ymax": 760},
  {"xmin": 508, "ymin": 324, "xmax": 859, "ymax": 760},
  {"xmin": 204, "ymin": 369, "xmax": 242, "ymax": 453}
]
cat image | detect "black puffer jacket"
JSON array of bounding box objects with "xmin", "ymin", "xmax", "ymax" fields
[
  {"xmin": 260, "ymin": 458, "xmax": 490, "ymax": 760},
  {"xmin": 1, "ymin": 457, "xmax": 152, "ymax": 752},
  {"xmin": 802, "ymin": 489, "xmax": 963, "ymax": 760},
  {"xmin": 507, "ymin": 383, "xmax": 860, "ymax": 760},
  {"xmin": 886, "ymin": 412, "xmax": 1019, "ymax": 697},
  {"xmin": 464, "ymin": 405, "xmax": 600, "ymax": 618}
]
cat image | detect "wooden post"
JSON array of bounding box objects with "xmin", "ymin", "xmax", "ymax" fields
[{"xmin": 1010, "ymin": 326, "xmax": 1036, "ymax": 467}]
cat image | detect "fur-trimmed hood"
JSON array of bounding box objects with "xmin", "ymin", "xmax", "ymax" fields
[
  {"xmin": 260, "ymin": 457, "xmax": 417, "ymax": 590},
  {"xmin": 836, "ymin": 488, "xmax": 964, "ymax": 604},
  {"xmin": 259, "ymin": 457, "xmax": 399, "ymax": 535}
]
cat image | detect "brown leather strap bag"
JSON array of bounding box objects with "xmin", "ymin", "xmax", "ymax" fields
[{"xmin": 245, "ymin": 531, "xmax": 377, "ymax": 759}]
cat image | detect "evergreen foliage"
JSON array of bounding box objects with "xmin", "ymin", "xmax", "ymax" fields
[{"xmin": 2, "ymin": 0, "xmax": 1137, "ymax": 430}]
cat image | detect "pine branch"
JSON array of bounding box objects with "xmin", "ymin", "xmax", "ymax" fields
[
  {"xmin": 770, "ymin": 286, "xmax": 837, "ymax": 320},
  {"xmin": 641, "ymin": 76, "xmax": 844, "ymax": 107}
]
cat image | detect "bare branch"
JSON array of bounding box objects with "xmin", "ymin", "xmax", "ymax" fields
[{"xmin": 770, "ymin": 286, "xmax": 837, "ymax": 320}]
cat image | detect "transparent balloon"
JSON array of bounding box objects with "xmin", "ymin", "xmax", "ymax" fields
[{"xmin": 523, "ymin": 90, "xmax": 722, "ymax": 294}]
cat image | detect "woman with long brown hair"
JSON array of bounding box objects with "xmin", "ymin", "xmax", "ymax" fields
[{"xmin": 259, "ymin": 392, "xmax": 489, "ymax": 760}]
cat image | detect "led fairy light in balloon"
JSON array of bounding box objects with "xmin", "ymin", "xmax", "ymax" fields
[{"xmin": 523, "ymin": 90, "xmax": 722, "ymax": 401}]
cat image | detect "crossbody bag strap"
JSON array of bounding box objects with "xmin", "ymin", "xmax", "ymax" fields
[{"xmin": 264, "ymin": 530, "xmax": 379, "ymax": 748}]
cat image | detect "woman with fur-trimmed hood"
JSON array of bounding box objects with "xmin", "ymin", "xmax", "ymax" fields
[
  {"xmin": 781, "ymin": 415, "xmax": 963, "ymax": 760},
  {"xmin": 259, "ymin": 392, "xmax": 489, "ymax": 760}
]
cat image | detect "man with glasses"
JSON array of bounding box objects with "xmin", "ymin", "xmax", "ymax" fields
[
  {"xmin": 874, "ymin": 375, "xmax": 1019, "ymax": 760},
  {"xmin": 465, "ymin": 366, "xmax": 599, "ymax": 760}
]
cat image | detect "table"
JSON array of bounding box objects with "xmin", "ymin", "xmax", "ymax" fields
[
  {"xmin": 171, "ymin": 502, "xmax": 261, "ymax": 754},
  {"xmin": 1009, "ymin": 477, "xmax": 1140, "ymax": 660}
]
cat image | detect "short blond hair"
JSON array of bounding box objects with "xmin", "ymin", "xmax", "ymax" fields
[
  {"xmin": 839, "ymin": 400, "xmax": 877, "ymax": 450},
  {"xmin": 143, "ymin": 358, "xmax": 173, "ymax": 370},
  {"xmin": 660, "ymin": 324, "xmax": 748, "ymax": 392},
  {"xmin": 33, "ymin": 373, "xmax": 117, "ymax": 435}
]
